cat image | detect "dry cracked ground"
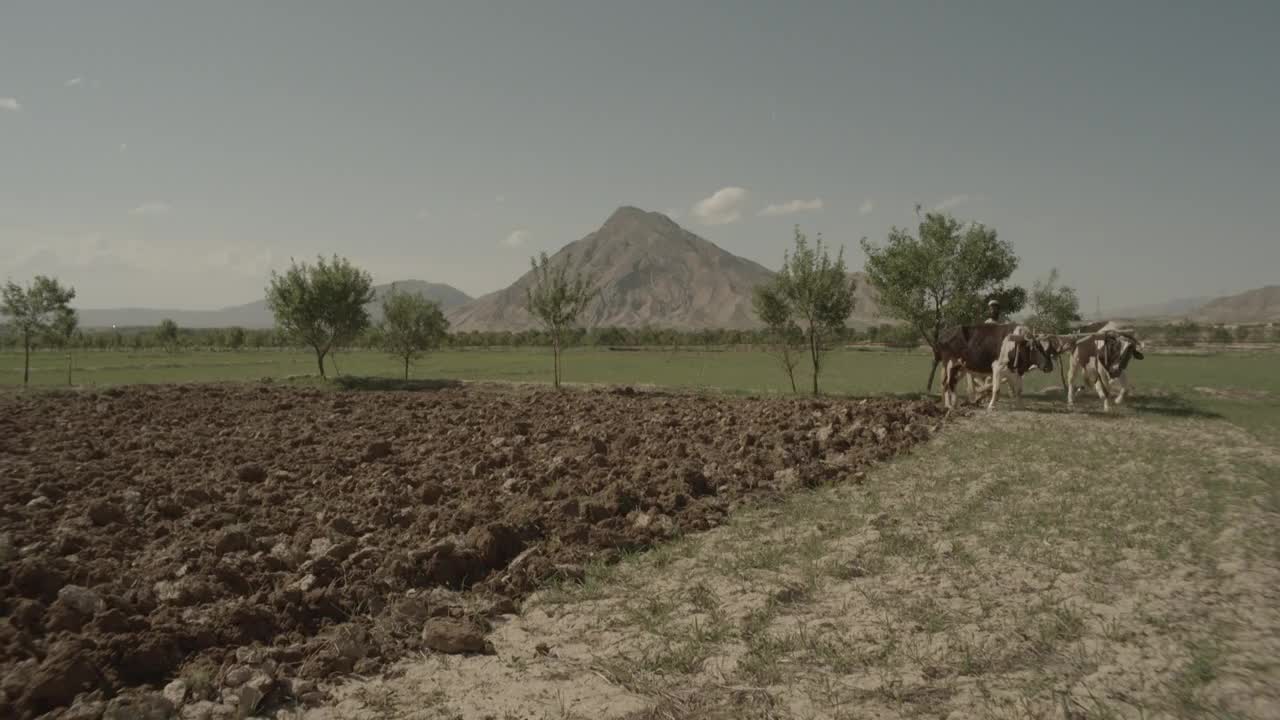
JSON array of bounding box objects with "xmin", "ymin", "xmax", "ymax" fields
[{"xmin": 306, "ymin": 408, "xmax": 1280, "ymax": 720}]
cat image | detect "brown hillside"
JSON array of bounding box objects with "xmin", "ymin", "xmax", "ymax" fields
[
  {"xmin": 447, "ymin": 206, "xmax": 882, "ymax": 332},
  {"xmin": 1192, "ymin": 285, "xmax": 1280, "ymax": 324}
]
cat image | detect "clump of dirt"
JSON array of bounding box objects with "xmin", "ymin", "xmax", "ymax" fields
[{"xmin": 0, "ymin": 383, "xmax": 945, "ymax": 718}]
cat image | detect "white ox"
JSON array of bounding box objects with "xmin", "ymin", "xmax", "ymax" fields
[{"xmin": 1066, "ymin": 323, "xmax": 1145, "ymax": 412}]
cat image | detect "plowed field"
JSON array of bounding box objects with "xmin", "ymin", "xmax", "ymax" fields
[{"xmin": 0, "ymin": 383, "xmax": 945, "ymax": 718}]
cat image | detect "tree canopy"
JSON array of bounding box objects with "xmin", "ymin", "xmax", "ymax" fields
[
  {"xmin": 1025, "ymin": 268, "xmax": 1082, "ymax": 334},
  {"xmin": 756, "ymin": 226, "xmax": 856, "ymax": 395},
  {"xmin": 860, "ymin": 209, "xmax": 1023, "ymax": 389},
  {"xmin": 2, "ymin": 275, "xmax": 78, "ymax": 385},
  {"xmin": 525, "ymin": 251, "xmax": 597, "ymax": 389},
  {"xmin": 380, "ymin": 284, "xmax": 450, "ymax": 380},
  {"xmin": 156, "ymin": 318, "xmax": 179, "ymax": 352},
  {"xmin": 266, "ymin": 254, "xmax": 375, "ymax": 378},
  {"xmin": 751, "ymin": 283, "xmax": 803, "ymax": 394}
]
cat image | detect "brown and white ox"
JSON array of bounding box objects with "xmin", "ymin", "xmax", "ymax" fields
[
  {"xmin": 936, "ymin": 323, "xmax": 1056, "ymax": 410},
  {"xmin": 1067, "ymin": 329, "xmax": 1145, "ymax": 412}
]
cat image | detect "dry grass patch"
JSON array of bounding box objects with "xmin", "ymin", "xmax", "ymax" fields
[{"xmin": 303, "ymin": 409, "xmax": 1279, "ymax": 720}]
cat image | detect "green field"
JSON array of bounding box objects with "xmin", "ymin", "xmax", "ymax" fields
[{"xmin": 4, "ymin": 345, "xmax": 1278, "ymax": 438}]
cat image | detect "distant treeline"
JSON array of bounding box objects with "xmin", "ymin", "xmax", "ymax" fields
[
  {"xmin": 1, "ymin": 319, "xmax": 1274, "ymax": 353},
  {"xmin": 0, "ymin": 323, "xmax": 924, "ymax": 352}
]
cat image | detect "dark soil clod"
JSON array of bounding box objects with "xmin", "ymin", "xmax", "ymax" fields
[{"xmin": 0, "ymin": 383, "xmax": 944, "ymax": 718}]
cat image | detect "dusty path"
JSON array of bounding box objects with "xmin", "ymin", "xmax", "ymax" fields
[{"xmin": 304, "ymin": 410, "xmax": 1280, "ymax": 720}]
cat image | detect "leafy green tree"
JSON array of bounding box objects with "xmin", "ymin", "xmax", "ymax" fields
[
  {"xmin": 1233, "ymin": 325, "xmax": 1251, "ymax": 344},
  {"xmin": 525, "ymin": 251, "xmax": 597, "ymax": 389},
  {"xmin": 1165, "ymin": 320, "xmax": 1199, "ymax": 347},
  {"xmin": 757, "ymin": 226, "xmax": 856, "ymax": 395},
  {"xmin": 2, "ymin": 276, "xmax": 78, "ymax": 386},
  {"xmin": 1025, "ymin": 268, "xmax": 1081, "ymax": 389},
  {"xmin": 882, "ymin": 323, "xmax": 922, "ymax": 349},
  {"xmin": 266, "ymin": 254, "xmax": 375, "ymax": 378},
  {"xmin": 227, "ymin": 326, "xmax": 246, "ymax": 350},
  {"xmin": 379, "ymin": 284, "xmax": 450, "ymax": 379},
  {"xmin": 1210, "ymin": 325, "xmax": 1232, "ymax": 345},
  {"xmin": 1025, "ymin": 268, "xmax": 1082, "ymax": 334},
  {"xmin": 752, "ymin": 284, "xmax": 803, "ymax": 394},
  {"xmin": 156, "ymin": 318, "xmax": 180, "ymax": 352},
  {"xmin": 52, "ymin": 309, "xmax": 79, "ymax": 385},
  {"xmin": 861, "ymin": 208, "xmax": 1023, "ymax": 390}
]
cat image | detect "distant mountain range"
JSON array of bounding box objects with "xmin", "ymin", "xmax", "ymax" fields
[
  {"xmin": 446, "ymin": 206, "xmax": 883, "ymax": 331},
  {"xmin": 1102, "ymin": 296, "xmax": 1213, "ymax": 322},
  {"xmin": 1192, "ymin": 285, "xmax": 1280, "ymax": 324},
  {"xmin": 73, "ymin": 205, "xmax": 1272, "ymax": 332},
  {"xmin": 77, "ymin": 280, "xmax": 472, "ymax": 329},
  {"xmin": 1102, "ymin": 286, "xmax": 1280, "ymax": 324}
]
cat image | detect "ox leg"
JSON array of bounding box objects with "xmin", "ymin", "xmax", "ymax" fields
[
  {"xmin": 1067, "ymin": 360, "xmax": 1079, "ymax": 407},
  {"xmin": 1093, "ymin": 369, "xmax": 1112, "ymax": 412},
  {"xmin": 941, "ymin": 362, "xmax": 954, "ymax": 410},
  {"xmin": 988, "ymin": 365, "xmax": 1003, "ymax": 411},
  {"xmin": 973, "ymin": 374, "xmax": 995, "ymax": 404},
  {"xmin": 1114, "ymin": 372, "xmax": 1130, "ymax": 405},
  {"xmin": 947, "ymin": 363, "xmax": 964, "ymax": 411},
  {"xmin": 1011, "ymin": 372, "xmax": 1024, "ymax": 407}
]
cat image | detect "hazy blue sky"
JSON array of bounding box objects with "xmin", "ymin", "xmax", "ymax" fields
[{"xmin": 2, "ymin": 1, "xmax": 1277, "ymax": 310}]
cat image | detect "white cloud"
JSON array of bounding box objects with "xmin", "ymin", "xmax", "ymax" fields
[
  {"xmin": 758, "ymin": 197, "xmax": 824, "ymax": 217},
  {"xmin": 66, "ymin": 77, "xmax": 84, "ymax": 87},
  {"xmin": 691, "ymin": 186, "xmax": 748, "ymax": 225},
  {"xmin": 858, "ymin": 198, "xmax": 874, "ymax": 216},
  {"xmin": 0, "ymin": 98, "xmax": 20, "ymax": 111},
  {"xmin": 129, "ymin": 202, "xmax": 171, "ymax": 216},
  {"xmin": 502, "ymin": 229, "xmax": 529, "ymax": 248},
  {"xmin": 934, "ymin": 194, "xmax": 971, "ymax": 211},
  {"xmin": 663, "ymin": 208, "xmax": 682, "ymax": 220},
  {"xmin": 119, "ymin": 143, "xmax": 128, "ymax": 152}
]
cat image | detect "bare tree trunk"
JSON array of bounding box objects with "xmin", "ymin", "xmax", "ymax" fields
[
  {"xmin": 315, "ymin": 350, "xmax": 326, "ymax": 379},
  {"xmin": 67, "ymin": 352, "xmax": 73, "ymax": 386},
  {"xmin": 552, "ymin": 334, "xmax": 561, "ymax": 389},
  {"xmin": 404, "ymin": 356, "xmax": 410, "ymax": 381},
  {"xmin": 809, "ymin": 327, "xmax": 820, "ymax": 396},
  {"xmin": 924, "ymin": 332, "xmax": 941, "ymax": 393},
  {"xmin": 23, "ymin": 336, "xmax": 30, "ymax": 386},
  {"xmin": 330, "ymin": 350, "xmax": 341, "ymax": 377},
  {"xmin": 784, "ymin": 346, "xmax": 798, "ymax": 395}
]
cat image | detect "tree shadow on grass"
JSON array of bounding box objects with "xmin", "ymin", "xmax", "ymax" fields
[{"xmin": 333, "ymin": 376, "xmax": 463, "ymax": 393}]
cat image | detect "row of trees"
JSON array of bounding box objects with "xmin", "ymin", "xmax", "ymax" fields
[
  {"xmin": 742, "ymin": 209, "xmax": 1080, "ymax": 395},
  {"xmin": 19, "ymin": 314, "xmax": 1267, "ymax": 358},
  {"xmin": 0, "ymin": 311, "xmax": 931, "ymax": 355},
  {"xmin": 0, "ymin": 325, "xmax": 279, "ymax": 353},
  {"xmin": 5, "ymin": 209, "xmax": 1275, "ymax": 389},
  {"xmin": 265, "ymin": 256, "xmax": 448, "ymax": 380},
  {"xmin": 0, "ymin": 259, "xmax": 451, "ymax": 385}
]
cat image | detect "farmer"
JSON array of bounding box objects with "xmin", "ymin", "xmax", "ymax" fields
[{"xmin": 984, "ymin": 299, "xmax": 1001, "ymax": 324}]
